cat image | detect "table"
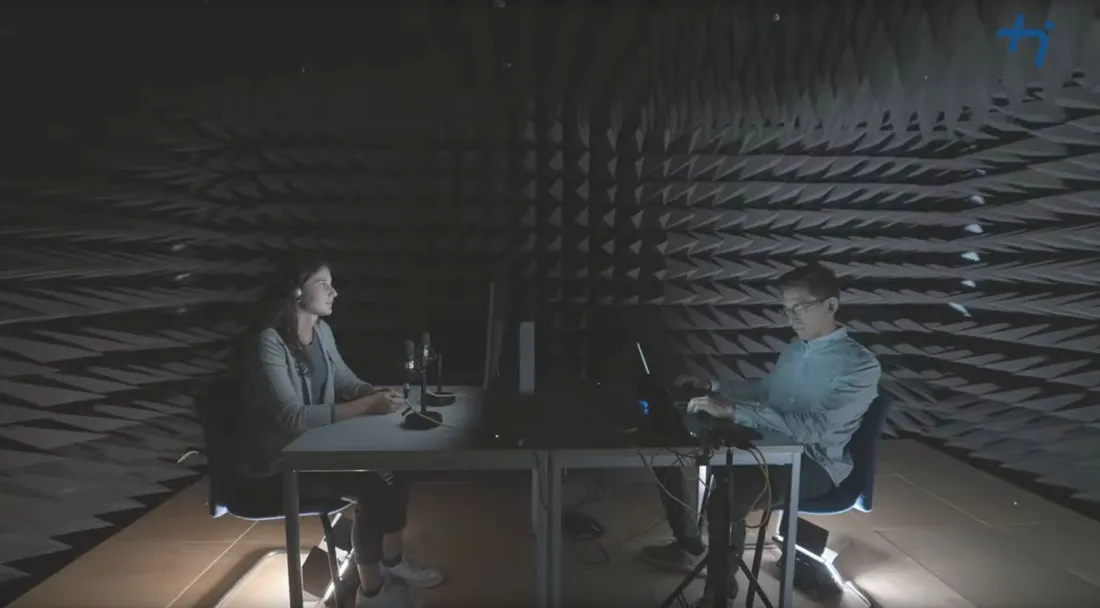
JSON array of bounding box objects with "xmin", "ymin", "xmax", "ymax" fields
[
  {"xmin": 281, "ymin": 387, "xmax": 803, "ymax": 608},
  {"xmin": 549, "ymin": 435, "xmax": 805, "ymax": 608},
  {"xmin": 280, "ymin": 386, "xmax": 554, "ymax": 608}
]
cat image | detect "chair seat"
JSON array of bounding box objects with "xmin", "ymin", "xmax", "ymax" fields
[
  {"xmin": 801, "ymin": 487, "xmax": 860, "ymax": 515},
  {"xmin": 211, "ymin": 475, "xmax": 353, "ymax": 521},
  {"xmin": 217, "ymin": 493, "xmax": 352, "ymax": 521},
  {"xmin": 774, "ymin": 484, "xmax": 861, "ymax": 516}
]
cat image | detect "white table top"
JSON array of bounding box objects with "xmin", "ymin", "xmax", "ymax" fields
[
  {"xmin": 281, "ymin": 385, "xmax": 803, "ymax": 473},
  {"xmin": 551, "ymin": 434, "xmax": 804, "ymax": 469},
  {"xmin": 281, "ymin": 386, "xmax": 539, "ymax": 472},
  {"xmin": 285, "ymin": 386, "xmax": 485, "ymax": 453}
]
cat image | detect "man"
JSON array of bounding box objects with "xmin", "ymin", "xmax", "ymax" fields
[{"xmin": 638, "ymin": 262, "xmax": 881, "ymax": 605}]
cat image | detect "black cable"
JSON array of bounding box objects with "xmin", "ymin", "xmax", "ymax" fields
[
  {"xmin": 657, "ymin": 445, "xmax": 778, "ymax": 608},
  {"xmin": 523, "ymin": 383, "xmax": 775, "ymax": 571},
  {"xmin": 563, "ymin": 474, "xmax": 613, "ymax": 566},
  {"xmin": 568, "ymin": 538, "xmax": 612, "ymax": 566},
  {"xmin": 568, "ymin": 474, "xmax": 610, "ymax": 511},
  {"xmin": 530, "ymin": 446, "xmax": 613, "ymax": 567}
]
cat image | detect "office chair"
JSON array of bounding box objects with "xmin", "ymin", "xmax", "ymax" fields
[
  {"xmin": 194, "ymin": 374, "xmax": 353, "ymax": 608},
  {"xmin": 744, "ymin": 394, "xmax": 892, "ymax": 607}
]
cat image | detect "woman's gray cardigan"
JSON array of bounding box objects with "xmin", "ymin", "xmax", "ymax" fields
[{"xmin": 237, "ymin": 320, "xmax": 372, "ymax": 478}]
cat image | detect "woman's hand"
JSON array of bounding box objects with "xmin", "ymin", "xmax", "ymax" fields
[{"xmin": 362, "ymin": 389, "xmax": 404, "ymax": 415}]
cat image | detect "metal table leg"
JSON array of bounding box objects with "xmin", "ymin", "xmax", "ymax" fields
[
  {"xmin": 546, "ymin": 452, "xmax": 563, "ymax": 608},
  {"xmin": 284, "ymin": 469, "xmax": 304, "ymax": 608},
  {"xmin": 778, "ymin": 457, "xmax": 801, "ymax": 608},
  {"xmin": 711, "ymin": 461, "xmax": 733, "ymax": 608},
  {"xmin": 531, "ymin": 468, "xmax": 539, "ymax": 534},
  {"xmin": 696, "ymin": 464, "xmax": 708, "ymax": 516},
  {"xmin": 532, "ymin": 450, "xmax": 564, "ymax": 608},
  {"xmin": 533, "ymin": 452, "xmax": 550, "ymax": 608}
]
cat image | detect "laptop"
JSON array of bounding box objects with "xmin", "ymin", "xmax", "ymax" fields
[
  {"xmin": 632, "ymin": 341, "xmax": 708, "ymax": 442},
  {"xmin": 632, "ymin": 340, "xmax": 763, "ymax": 448}
]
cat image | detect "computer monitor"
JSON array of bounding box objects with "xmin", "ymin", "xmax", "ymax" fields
[{"xmin": 481, "ymin": 277, "xmax": 536, "ymax": 394}]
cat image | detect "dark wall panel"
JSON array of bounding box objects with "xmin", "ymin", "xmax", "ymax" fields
[
  {"xmin": 116, "ymin": 84, "xmax": 514, "ymax": 384},
  {"xmin": 0, "ymin": 154, "xmax": 220, "ymax": 596},
  {"xmin": 519, "ymin": 102, "xmax": 665, "ymax": 379},
  {"xmin": 0, "ymin": 5, "xmax": 516, "ymax": 600},
  {"xmin": 649, "ymin": 95, "xmax": 1100, "ymax": 500},
  {"xmin": 506, "ymin": 0, "xmax": 1100, "ymax": 507}
]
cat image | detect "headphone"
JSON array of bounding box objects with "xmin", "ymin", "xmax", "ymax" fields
[{"xmin": 290, "ymin": 284, "xmax": 307, "ymax": 378}]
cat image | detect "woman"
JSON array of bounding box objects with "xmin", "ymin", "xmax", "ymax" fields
[{"xmin": 237, "ymin": 254, "xmax": 443, "ymax": 608}]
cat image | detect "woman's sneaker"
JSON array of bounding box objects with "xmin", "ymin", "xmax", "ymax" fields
[
  {"xmin": 382, "ymin": 557, "xmax": 445, "ymax": 589},
  {"xmin": 355, "ymin": 582, "xmax": 422, "ymax": 608}
]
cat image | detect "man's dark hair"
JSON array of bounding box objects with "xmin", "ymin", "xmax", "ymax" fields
[{"xmin": 778, "ymin": 262, "xmax": 841, "ymax": 301}]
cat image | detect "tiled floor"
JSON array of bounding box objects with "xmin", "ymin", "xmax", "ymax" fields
[{"xmin": 11, "ymin": 439, "xmax": 1100, "ymax": 608}]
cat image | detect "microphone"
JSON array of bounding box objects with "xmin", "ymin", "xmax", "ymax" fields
[
  {"xmin": 419, "ymin": 330, "xmax": 455, "ymax": 406},
  {"xmin": 402, "ymin": 333, "xmax": 443, "ymax": 431},
  {"xmin": 425, "ymin": 351, "xmax": 456, "ymax": 407},
  {"xmin": 419, "ymin": 332, "xmax": 432, "ymax": 394},
  {"xmin": 403, "ymin": 339, "xmax": 416, "ymax": 400},
  {"xmin": 421, "ymin": 332, "xmax": 432, "ymax": 366}
]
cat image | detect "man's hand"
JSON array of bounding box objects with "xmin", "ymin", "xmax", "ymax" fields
[
  {"xmin": 686, "ymin": 395, "xmax": 734, "ymax": 419},
  {"xmin": 674, "ymin": 373, "xmax": 710, "ymax": 390},
  {"xmin": 362, "ymin": 389, "xmax": 403, "ymax": 415}
]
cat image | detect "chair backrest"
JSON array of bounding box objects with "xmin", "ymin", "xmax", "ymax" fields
[
  {"xmin": 194, "ymin": 372, "xmax": 242, "ymax": 518},
  {"xmin": 839, "ymin": 394, "xmax": 892, "ymax": 512}
]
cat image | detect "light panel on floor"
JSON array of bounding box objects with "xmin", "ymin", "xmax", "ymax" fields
[{"xmin": 214, "ymin": 551, "xmax": 325, "ymax": 608}]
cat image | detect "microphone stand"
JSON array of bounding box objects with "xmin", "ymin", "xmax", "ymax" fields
[
  {"xmin": 658, "ymin": 430, "xmax": 773, "ymax": 608},
  {"xmin": 423, "ymin": 353, "xmax": 456, "ymax": 406},
  {"xmin": 403, "ymin": 343, "xmax": 443, "ymax": 430},
  {"xmin": 436, "ymin": 354, "xmax": 444, "ymax": 394}
]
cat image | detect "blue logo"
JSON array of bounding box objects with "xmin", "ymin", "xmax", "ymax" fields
[{"xmin": 997, "ymin": 14, "xmax": 1052, "ymax": 67}]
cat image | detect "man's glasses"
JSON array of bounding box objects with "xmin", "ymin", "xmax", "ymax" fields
[{"xmin": 782, "ymin": 298, "xmax": 827, "ymax": 317}]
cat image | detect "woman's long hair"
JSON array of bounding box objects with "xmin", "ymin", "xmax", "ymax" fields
[{"xmin": 255, "ymin": 253, "xmax": 330, "ymax": 376}]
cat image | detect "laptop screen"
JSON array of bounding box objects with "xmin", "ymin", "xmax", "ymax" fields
[
  {"xmin": 635, "ymin": 342, "xmax": 652, "ymax": 377},
  {"xmin": 634, "ymin": 341, "xmax": 682, "ymax": 407}
]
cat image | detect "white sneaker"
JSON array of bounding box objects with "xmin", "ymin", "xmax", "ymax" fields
[
  {"xmin": 382, "ymin": 557, "xmax": 444, "ymax": 589},
  {"xmin": 355, "ymin": 581, "xmax": 422, "ymax": 608}
]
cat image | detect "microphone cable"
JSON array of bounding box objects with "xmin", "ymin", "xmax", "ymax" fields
[{"xmin": 637, "ymin": 443, "xmax": 773, "ymax": 530}]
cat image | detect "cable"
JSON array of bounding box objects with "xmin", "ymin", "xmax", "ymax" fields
[
  {"xmin": 177, "ymin": 449, "xmax": 202, "ymax": 465},
  {"xmin": 616, "ymin": 516, "xmax": 666, "ymax": 547},
  {"xmin": 529, "ymin": 448, "xmax": 611, "ymax": 567},
  {"xmin": 568, "ymin": 474, "xmax": 610, "ymax": 511},
  {"xmin": 532, "ymin": 448, "xmax": 605, "ymax": 567},
  {"xmin": 562, "ymin": 478, "xmax": 613, "ymax": 567},
  {"xmin": 635, "ymin": 442, "xmax": 775, "ymax": 532},
  {"xmin": 633, "ymin": 443, "xmax": 703, "ymax": 521},
  {"xmin": 742, "ymin": 445, "xmax": 773, "ymax": 530},
  {"xmin": 446, "ymin": 389, "xmax": 775, "ymax": 534},
  {"xmin": 400, "ymin": 407, "xmax": 468, "ymax": 431},
  {"xmin": 569, "ymin": 538, "xmax": 612, "ymax": 566}
]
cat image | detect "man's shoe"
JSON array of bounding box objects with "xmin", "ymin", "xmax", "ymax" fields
[
  {"xmin": 637, "ymin": 541, "xmax": 706, "ymax": 576},
  {"xmin": 382, "ymin": 557, "xmax": 444, "ymax": 589},
  {"xmin": 692, "ymin": 578, "xmax": 741, "ymax": 607}
]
